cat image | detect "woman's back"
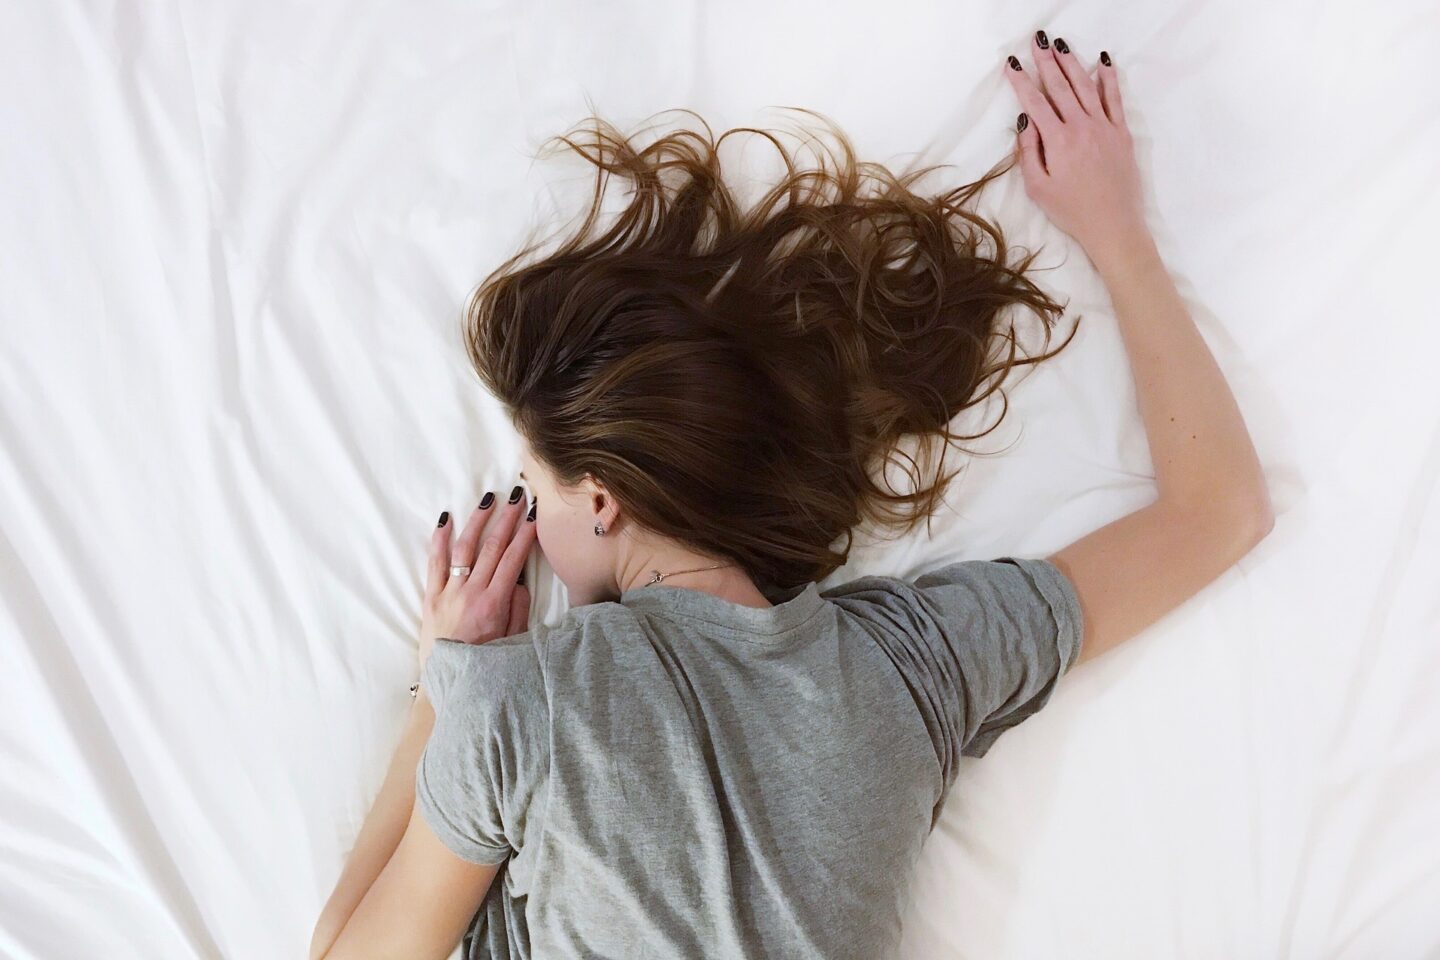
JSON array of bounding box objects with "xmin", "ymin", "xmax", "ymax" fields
[{"xmin": 415, "ymin": 555, "xmax": 1083, "ymax": 959}]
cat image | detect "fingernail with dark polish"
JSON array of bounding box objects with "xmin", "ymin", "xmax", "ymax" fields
[
  {"xmin": 1007, "ymin": 55, "xmax": 1021, "ymax": 71},
  {"xmin": 1054, "ymin": 37, "xmax": 1070, "ymax": 54},
  {"xmin": 1035, "ymin": 29, "xmax": 1049, "ymax": 49},
  {"xmin": 437, "ymin": 511, "xmax": 449, "ymax": 528},
  {"xmin": 1017, "ymin": 112, "xmax": 1029, "ymax": 133},
  {"xmin": 479, "ymin": 491, "xmax": 495, "ymax": 510},
  {"xmin": 1100, "ymin": 50, "xmax": 1112, "ymax": 66},
  {"xmin": 526, "ymin": 498, "xmax": 537, "ymax": 521},
  {"xmin": 509, "ymin": 484, "xmax": 524, "ymax": 504}
]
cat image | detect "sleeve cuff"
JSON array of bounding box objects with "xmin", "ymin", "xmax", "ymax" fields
[
  {"xmin": 414, "ymin": 747, "xmax": 513, "ymax": 866},
  {"xmin": 995, "ymin": 555, "xmax": 1085, "ymax": 674}
]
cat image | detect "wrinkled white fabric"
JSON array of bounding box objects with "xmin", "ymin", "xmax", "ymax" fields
[{"xmin": 0, "ymin": 2, "xmax": 1436, "ymax": 958}]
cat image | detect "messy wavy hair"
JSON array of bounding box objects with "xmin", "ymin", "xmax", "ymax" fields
[{"xmin": 463, "ymin": 106, "xmax": 1077, "ymax": 592}]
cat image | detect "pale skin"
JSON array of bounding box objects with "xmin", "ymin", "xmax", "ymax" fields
[
  {"xmin": 311, "ymin": 32, "xmax": 1273, "ymax": 959},
  {"xmin": 1001, "ymin": 31, "xmax": 1273, "ymax": 665}
]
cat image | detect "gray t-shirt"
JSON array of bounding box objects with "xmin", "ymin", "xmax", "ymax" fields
[{"xmin": 414, "ymin": 555, "xmax": 1083, "ymax": 959}]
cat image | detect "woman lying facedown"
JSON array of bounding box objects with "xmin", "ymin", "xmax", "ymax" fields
[{"xmin": 312, "ymin": 31, "xmax": 1273, "ymax": 960}]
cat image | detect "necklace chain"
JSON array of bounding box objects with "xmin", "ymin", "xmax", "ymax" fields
[{"xmin": 644, "ymin": 562, "xmax": 733, "ymax": 586}]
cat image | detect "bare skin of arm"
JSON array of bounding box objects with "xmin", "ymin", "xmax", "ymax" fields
[
  {"xmin": 309, "ymin": 692, "xmax": 439, "ymax": 960},
  {"xmin": 1004, "ymin": 32, "xmax": 1274, "ymax": 666}
]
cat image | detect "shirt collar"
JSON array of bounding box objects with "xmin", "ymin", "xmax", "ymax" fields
[{"xmin": 619, "ymin": 578, "xmax": 825, "ymax": 637}]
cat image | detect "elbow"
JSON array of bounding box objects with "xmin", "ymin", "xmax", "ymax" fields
[
  {"xmin": 1251, "ymin": 504, "xmax": 1276, "ymax": 541},
  {"xmin": 1169, "ymin": 486, "xmax": 1275, "ymax": 556},
  {"xmin": 1169, "ymin": 464, "xmax": 1275, "ymax": 545},
  {"xmin": 1227, "ymin": 494, "xmax": 1276, "ymax": 558},
  {"xmin": 1206, "ymin": 475, "xmax": 1275, "ymax": 537},
  {"xmin": 1239, "ymin": 487, "xmax": 1276, "ymax": 545}
]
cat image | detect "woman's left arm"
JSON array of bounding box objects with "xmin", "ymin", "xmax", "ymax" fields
[
  {"xmin": 310, "ymin": 689, "xmax": 504, "ymax": 960},
  {"xmin": 310, "ymin": 692, "xmax": 438, "ymax": 960},
  {"xmin": 311, "ymin": 492, "xmax": 537, "ymax": 960}
]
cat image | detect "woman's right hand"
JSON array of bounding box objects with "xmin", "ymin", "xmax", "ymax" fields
[
  {"xmin": 1003, "ymin": 32, "xmax": 1150, "ymax": 271},
  {"xmin": 419, "ymin": 486, "xmax": 536, "ymax": 675}
]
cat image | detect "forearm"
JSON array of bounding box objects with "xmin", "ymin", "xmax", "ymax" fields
[
  {"xmin": 1090, "ymin": 233, "xmax": 1271, "ymax": 524},
  {"xmin": 311, "ymin": 692, "xmax": 436, "ymax": 960}
]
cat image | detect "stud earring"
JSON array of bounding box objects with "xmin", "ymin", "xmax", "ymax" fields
[{"xmin": 594, "ymin": 521, "xmax": 606, "ymax": 536}]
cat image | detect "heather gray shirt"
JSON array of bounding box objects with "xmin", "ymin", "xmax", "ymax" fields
[{"xmin": 415, "ymin": 555, "xmax": 1083, "ymax": 960}]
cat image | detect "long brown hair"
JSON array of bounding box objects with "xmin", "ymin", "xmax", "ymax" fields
[{"xmin": 463, "ymin": 107, "xmax": 1077, "ymax": 592}]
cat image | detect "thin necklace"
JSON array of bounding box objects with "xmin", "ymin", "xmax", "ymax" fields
[{"xmin": 643, "ymin": 562, "xmax": 734, "ymax": 586}]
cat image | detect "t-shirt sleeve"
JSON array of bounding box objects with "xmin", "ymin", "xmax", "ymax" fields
[
  {"xmin": 825, "ymin": 556, "xmax": 1084, "ymax": 795},
  {"xmin": 414, "ymin": 632, "xmax": 551, "ymax": 865}
]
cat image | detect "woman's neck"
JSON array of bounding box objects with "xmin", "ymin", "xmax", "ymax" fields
[{"xmin": 616, "ymin": 543, "xmax": 771, "ymax": 608}]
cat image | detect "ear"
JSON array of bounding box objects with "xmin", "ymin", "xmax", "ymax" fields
[{"xmin": 582, "ymin": 473, "xmax": 624, "ymax": 532}]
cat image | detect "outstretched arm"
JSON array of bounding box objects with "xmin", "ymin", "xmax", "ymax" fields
[{"xmin": 1004, "ymin": 32, "xmax": 1273, "ymax": 666}]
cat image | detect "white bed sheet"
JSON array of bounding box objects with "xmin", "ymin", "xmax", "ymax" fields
[{"xmin": 2, "ymin": 1, "xmax": 1437, "ymax": 957}]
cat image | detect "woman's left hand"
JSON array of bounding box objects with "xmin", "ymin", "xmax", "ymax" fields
[
  {"xmin": 418, "ymin": 486, "xmax": 537, "ymax": 674},
  {"xmin": 1003, "ymin": 32, "xmax": 1147, "ymax": 269}
]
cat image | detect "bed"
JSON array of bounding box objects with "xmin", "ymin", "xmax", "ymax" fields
[{"xmin": 1, "ymin": 1, "xmax": 1436, "ymax": 957}]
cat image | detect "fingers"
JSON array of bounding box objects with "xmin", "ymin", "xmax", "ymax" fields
[
  {"xmin": 1097, "ymin": 51, "xmax": 1126, "ymax": 126},
  {"xmin": 467, "ymin": 484, "xmax": 532, "ymax": 590},
  {"xmin": 1050, "ymin": 36, "xmax": 1102, "ymax": 117},
  {"xmin": 449, "ymin": 490, "xmax": 498, "ymax": 578},
  {"xmin": 1031, "ymin": 30, "xmax": 1081, "ymax": 122},
  {"xmin": 489, "ymin": 495, "xmax": 538, "ymax": 595},
  {"xmin": 1003, "ymin": 59, "xmax": 1061, "ymax": 143},
  {"xmin": 1016, "ymin": 112, "xmax": 1047, "ymax": 184},
  {"xmin": 425, "ymin": 511, "xmax": 453, "ymax": 603}
]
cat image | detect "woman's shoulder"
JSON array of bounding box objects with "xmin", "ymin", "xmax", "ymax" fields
[
  {"xmin": 423, "ymin": 629, "xmax": 552, "ymax": 718},
  {"xmin": 421, "ymin": 603, "xmax": 619, "ymax": 701}
]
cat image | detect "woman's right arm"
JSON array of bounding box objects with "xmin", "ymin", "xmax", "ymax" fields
[{"xmin": 1004, "ymin": 33, "xmax": 1273, "ymax": 666}]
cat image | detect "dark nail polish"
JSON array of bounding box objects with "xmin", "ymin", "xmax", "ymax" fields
[
  {"xmin": 479, "ymin": 491, "xmax": 495, "ymax": 510},
  {"xmin": 1100, "ymin": 50, "xmax": 1112, "ymax": 66},
  {"xmin": 437, "ymin": 511, "xmax": 449, "ymax": 528},
  {"xmin": 1007, "ymin": 55, "xmax": 1021, "ymax": 71},
  {"xmin": 526, "ymin": 497, "xmax": 537, "ymax": 521},
  {"xmin": 509, "ymin": 484, "xmax": 524, "ymax": 504},
  {"xmin": 1054, "ymin": 37, "xmax": 1070, "ymax": 55},
  {"xmin": 1017, "ymin": 112, "xmax": 1029, "ymax": 133},
  {"xmin": 1035, "ymin": 30, "xmax": 1049, "ymax": 49}
]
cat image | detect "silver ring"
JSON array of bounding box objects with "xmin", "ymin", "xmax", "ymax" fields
[{"xmin": 450, "ymin": 565, "xmax": 472, "ymax": 577}]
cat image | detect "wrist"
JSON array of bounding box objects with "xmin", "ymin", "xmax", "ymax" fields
[
  {"xmin": 409, "ymin": 686, "xmax": 435, "ymax": 724},
  {"xmin": 1086, "ymin": 225, "xmax": 1161, "ymax": 284}
]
